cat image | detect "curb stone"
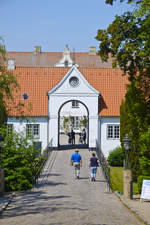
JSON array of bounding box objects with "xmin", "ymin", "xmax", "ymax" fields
[
  {"xmin": 0, "ymin": 192, "xmax": 15, "ymax": 214},
  {"xmin": 114, "ymin": 191, "xmax": 150, "ymax": 225}
]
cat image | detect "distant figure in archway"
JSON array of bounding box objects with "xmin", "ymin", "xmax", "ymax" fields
[
  {"xmin": 71, "ymin": 129, "xmax": 75, "ymax": 145},
  {"xmin": 67, "ymin": 132, "xmax": 72, "ymax": 144},
  {"xmin": 82, "ymin": 128, "xmax": 86, "ymax": 144}
]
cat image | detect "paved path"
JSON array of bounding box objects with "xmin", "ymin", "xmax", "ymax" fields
[{"xmin": 0, "ymin": 149, "xmax": 144, "ymax": 225}]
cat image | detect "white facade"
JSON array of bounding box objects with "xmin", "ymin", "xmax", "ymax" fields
[
  {"xmin": 7, "ymin": 117, "xmax": 48, "ymax": 151},
  {"xmin": 99, "ymin": 117, "xmax": 121, "ymax": 157},
  {"xmin": 47, "ymin": 66, "xmax": 99, "ymax": 149},
  {"xmin": 7, "ymin": 66, "xmax": 121, "ymax": 157}
]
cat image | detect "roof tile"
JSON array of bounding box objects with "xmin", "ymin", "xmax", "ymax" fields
[{"xmin": 6, "ymin": 67, "xmax": 128, "ymax": 117}]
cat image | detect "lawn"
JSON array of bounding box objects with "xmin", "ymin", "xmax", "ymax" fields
[{"xmin": 110, "ymin": 167, "xmax": 139, "ymax": 195}]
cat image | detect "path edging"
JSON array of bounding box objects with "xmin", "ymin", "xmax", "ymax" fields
[{"xmin": 114, "ymin": 191, "xmax": 150, "ymax": 225}]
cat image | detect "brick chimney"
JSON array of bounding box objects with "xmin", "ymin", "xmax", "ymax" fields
[
  {"xmin": 89, "ymin": 46, "xmax": 96, "ymax": 55},
  {"xmin": 34, "ymin": 46, "xmax": 41, "ymax": 54}
]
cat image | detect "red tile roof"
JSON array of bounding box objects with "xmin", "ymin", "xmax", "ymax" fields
[{"xmin": 7, "ymin": 67, "xmax": 128, "ymax": 117}]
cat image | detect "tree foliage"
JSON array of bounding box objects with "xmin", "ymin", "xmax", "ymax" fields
[
  {"xmin": 105, "ymin": 0, "xmax": 143, "ymax": 6},
  {"xmin": 97, "ymin": 0, "xmax": 150, "ymax": 179},
  {"xmin": 0, "ymin": 40, "xmax": 18, "ymax": 126},
  {"xmin": 0, "ymin": 127, "xmax": 40, "ymax": 191},
  {"xmin": 107, "ymin": 147, "xmax": 124, "ymax": 166},
  {"xmin": 96, "ymin": 1, "xmax": 150, "ymax": 93},
  {"xmin": 139, "ymin": 127, "xmax": 150, "ymax": 176}
]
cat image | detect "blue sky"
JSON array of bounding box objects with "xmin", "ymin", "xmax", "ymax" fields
[{"xmin": 0, "ymin": 0, "xmax": 133, "ymax": 52}]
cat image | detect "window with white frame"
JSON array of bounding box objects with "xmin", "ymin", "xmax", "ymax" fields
[
  {"xmin": 72, "ymin": 100, "xmax": 79, "ymax": 108},
  {"xmin": 107, "ymin": 124, "xmax": 120, "ymax": 139},
  {"xmin": 72, "ymin": 117, "xmax": 79, "ymax": 129},
  {"xmin": 26, "ymin": 124, "xmax": 40, "ymax": 138},
  {"xmin": 6, "ymin": 124, "xmax": 13, "ymax": 135}
]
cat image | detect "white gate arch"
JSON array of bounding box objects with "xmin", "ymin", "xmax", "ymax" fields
[
  {"xmin": 58, "ymin": 99, "xmax": 89, "ymax": 147},
  {"xmin": 47, "ymin": 66, "xmax": 100, "ymax": 149}
]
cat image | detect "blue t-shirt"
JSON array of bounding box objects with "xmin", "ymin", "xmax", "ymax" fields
[{"xmin": 71, "ymin": 153, "xmax": 82, "ymax": 162}]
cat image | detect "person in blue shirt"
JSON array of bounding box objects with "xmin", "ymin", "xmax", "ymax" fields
[
  {"xmin": 89, "ymin": 152, "xmax": 99, "ymax": 182},
  {"xmin": 70, "ymin": 149, "xmax": 82, "ymax": 179}
]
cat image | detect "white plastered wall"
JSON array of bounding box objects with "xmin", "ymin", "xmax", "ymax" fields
[
  {"xmin": 48, "ymin": 66, "xmax": 100, "ymax": 148},
  {"xmin": 7, "ymin": 117, "xmax": 48, "ymax": 152},
  {"xmin": 99, "ymin": 117, "xmax": 121, "ymax": 157}
]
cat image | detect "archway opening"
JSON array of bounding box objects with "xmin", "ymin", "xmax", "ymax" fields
[{"xmin": 58, "ymin": 100, "xmax": 89, "ymax": 148}]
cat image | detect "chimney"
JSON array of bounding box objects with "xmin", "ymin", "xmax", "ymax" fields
[
  {"xmin": 34, "ymin": 46, "xmax": 41, "ymax": 54},
  {"xmin": 89, "ymin": 46, "xmax": 96, "ymax": 55},
  {"xmin": 7, "ymin": 59, "xmax": 15, "ymax": 70}
]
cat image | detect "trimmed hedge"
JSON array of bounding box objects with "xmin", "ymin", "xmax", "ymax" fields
[{"xmin": 107, "ymin": 147, "xmax": 124, "ymax": 167}]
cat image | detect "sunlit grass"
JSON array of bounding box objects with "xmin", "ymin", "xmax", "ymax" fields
[{"xmin": 110, "ymin": 167, "xmax": 139, "ymax": 195}]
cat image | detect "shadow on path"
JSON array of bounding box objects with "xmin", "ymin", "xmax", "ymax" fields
[
  {"xmin": 36, "ymin": 181, "xmax": 67, "ymax": 188},
  {"xmin": 0, "ymin": 191, "xmax": 71, "ymax": 219}
]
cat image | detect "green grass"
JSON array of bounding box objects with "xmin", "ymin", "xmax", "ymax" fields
[{"xmin": 110, "ymin": 167, "xmax": 139, "ymax": 195}]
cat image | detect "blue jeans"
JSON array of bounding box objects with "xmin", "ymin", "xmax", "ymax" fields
[{"xmin": 90, "ymin": 166, "xmax": 97, "ymax": 179}]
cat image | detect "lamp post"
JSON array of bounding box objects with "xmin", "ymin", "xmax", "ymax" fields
[
  {"xmin": 123, "ymin": 134, "xmax": 131, "ymax": 169},
  {"xmin": 0, "ymin": 133, "xmax": 5, "ymax": 194},
  {"xmin": 123, "ymin": 134, "xmax": 133, "ymax": 199}
]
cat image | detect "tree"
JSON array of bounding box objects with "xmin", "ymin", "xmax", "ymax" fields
[
  {"xmin": 0, "ymin": 40, "xmax": 18, "ymax": 126},
  {"xmin": 96, "ymin": 1, "xmax": 150, "ymax": 91},
  {"xmin": 105, "ymin": 0, "xmax": 146, "ymax": 6},
  {"xmin": 0, "ymin": 127, "xmax": 40, "ymax": 191},
  {"xmin": 119, "ymin": 83, "xmax": 149, "ymax": 180},
  {"xmin": 139, "ymin": 127, "xmax": 150, "ymax": 176},
  {"xmin": 96, "ymin": 0, "xmax": 150, "ymax": 180}
]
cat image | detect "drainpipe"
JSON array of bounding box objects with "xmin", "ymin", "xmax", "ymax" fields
[
  {"xmin": 47, "ymin": 94, "xmax": 49, "ymax": 148},
  {"xmin": 98, "ymin": 117, "xmax": 101, "ymax": 149}
]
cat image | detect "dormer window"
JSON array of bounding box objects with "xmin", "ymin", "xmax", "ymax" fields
[
  {"xmin": 72, "ymin": 100, "xmax": 79, "ymax": 108},
  {"xmin": 64, "ymin": 61, "xmax": 68, "ymax": 67},
  {"xmin": 8, "ymin": 59, "xmax": 15, "ymax": 70}
]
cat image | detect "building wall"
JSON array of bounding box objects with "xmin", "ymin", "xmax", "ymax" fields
[
  {"xmin": 7, "ymin": 115, "xmax": 121, "ymax": 157},
  {"xmin": 48, "ymin": 95, "xmax": 99, "ymax": 148},
  {"xmin": 100, "ymin": 117, "xmax": 121, "ymax": 157},
  {"xmin": 7, "ymin": 117, "xmax": 48, "ymax": 152}
]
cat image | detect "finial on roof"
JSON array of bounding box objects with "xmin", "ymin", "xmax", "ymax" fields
[{"xmin": 64, "ymin": 44, "xmax": 70, "ymax": 56}]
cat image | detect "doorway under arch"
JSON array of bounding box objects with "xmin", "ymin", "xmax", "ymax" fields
[{"xmin": 58, "ymin": 100, "xmax": 89, "ymax": 148}]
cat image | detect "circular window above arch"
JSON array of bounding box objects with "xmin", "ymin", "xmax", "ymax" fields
[{"xmin": 69, "ymin": 76, "xmax": 79, "ymax": 88}]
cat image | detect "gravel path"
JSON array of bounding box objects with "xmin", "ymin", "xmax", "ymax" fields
[{"xmin": 0, "ymin": 149, "xmax": 143, "ymax": 225}]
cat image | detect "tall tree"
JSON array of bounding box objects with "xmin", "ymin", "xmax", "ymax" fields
[
  {"xmin": 0, "ymin": 40, "xmax": 18, "ymax": 126},
  {"xmin": 96, "ymin": 0, "xmax": 150, "ymax": 179},
  {"xmin": 97, "ymin": 1, "xmax": 150, "ymax": 86}
]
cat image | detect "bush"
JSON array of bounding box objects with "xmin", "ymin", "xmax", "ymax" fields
[
  {"xmin": 107, "ymin": 147, "xmax": 124, "ymax": 166},
  {"xmin": 137, "ymin": 175, "xmax": 150, "ymax": 193},
  {"xmin": 0, "ymin": 127, "xmax": 40, "ymax": 192}
]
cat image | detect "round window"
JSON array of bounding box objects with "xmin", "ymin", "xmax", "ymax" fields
[{"xmin": 69, "ymin": 76, "xmax": 79, "ymax": 87}]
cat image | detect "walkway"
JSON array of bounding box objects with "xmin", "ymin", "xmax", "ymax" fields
[{"xmin": 0, "ymin": 149, "xmax": 144, "ymax": 225}]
